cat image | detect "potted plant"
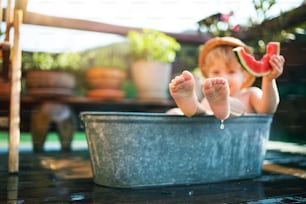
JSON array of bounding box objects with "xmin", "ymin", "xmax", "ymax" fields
[
  {"xmin": 84, "ymin": 42, "xmax": 129, "ymax": 101},
  {"xmin": 23, "ymin": 52, "xmax": 82, "ymax": 97},
  {"xmin": 127, "ymin": 29, "xmax": 181, "ymax": 101}
]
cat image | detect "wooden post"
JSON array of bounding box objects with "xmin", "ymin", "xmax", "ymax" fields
[{"xmin": 8, "ymin": 9, "xmax": 22, "ymax": 173}]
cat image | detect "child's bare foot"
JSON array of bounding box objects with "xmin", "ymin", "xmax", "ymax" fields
[
  {"xmin": 169, "ymin": 70, "xmax": 199, "ymax": 117},
  {"xmin": 203, "ymin": 78, "xmax": 230, "ymax": 120}
]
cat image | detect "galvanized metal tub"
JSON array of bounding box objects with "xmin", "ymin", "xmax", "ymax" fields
[{"xmin": 80, "ymin": 112, "xmax": 272, "ymax": 188}]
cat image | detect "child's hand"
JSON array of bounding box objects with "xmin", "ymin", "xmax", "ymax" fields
[{"xmin": 265, "ymin": 55, "xmax": 285, "ymax": 81}]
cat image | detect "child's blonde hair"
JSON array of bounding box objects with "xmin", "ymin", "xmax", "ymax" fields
[
  {"xmin": 203, "ymin": 45, "xmax": 242, "ymax": 70},
  {"xmin": 198, "ymin": 37, "xmax": 255, "ymax": 89}
]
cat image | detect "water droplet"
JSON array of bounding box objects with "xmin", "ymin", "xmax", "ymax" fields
[
  {"xmin": 71, "ymin": 193, "xmax": 85, "ymax": 201},
  {"xmin": 188, "ymin": 190, "xmax": 194, "ymax": 196},
  {"xmin": 220, "ymin": 120, "xmax": 224, "ymax": 129}
]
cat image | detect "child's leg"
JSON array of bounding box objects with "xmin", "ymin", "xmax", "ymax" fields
[
  {"xmin": 165, "ymin": 107, "xmax": 184, "ymax": 115},
  {"xmin": 228, "ymin": 98, "xmax": 246, "ymax": 117},
  {"xmin": 203, "ymin": 78, "xmax": 230, "ymax": 120},
  {"xmin": 203, "ymin": 78, "xmax": 245, "ymax": 120},
  {"xmin": 169, "ymin": 71, "xmax": 206, "ymax": 117}
]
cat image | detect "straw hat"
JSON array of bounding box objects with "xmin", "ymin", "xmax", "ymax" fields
[{"xmin": 198, "ymin": 36, "xmax": 255, "ymax": 89}]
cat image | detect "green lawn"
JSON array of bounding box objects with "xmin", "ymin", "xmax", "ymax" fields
[
  {"xmin": 0, "ymin": 131, "xmax": 87, "ymax": 152},
  {"xmin": 0, "ymin": 131, "xmax": 86, "ymax": 143}
]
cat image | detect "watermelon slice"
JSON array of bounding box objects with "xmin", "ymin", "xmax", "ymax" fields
[{"xmin": 233, "ymin": 42, "xmax": 280, "ymax": 77}]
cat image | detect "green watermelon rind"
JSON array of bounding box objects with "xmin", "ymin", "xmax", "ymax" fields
[{"xmin": 233, "ymin": 47, "xmax": 271, "ymax": 77}]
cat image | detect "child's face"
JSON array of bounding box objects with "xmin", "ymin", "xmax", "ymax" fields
[{"xmin": 206, "ymin": 60, "xmax": 247, "ymax": 96}]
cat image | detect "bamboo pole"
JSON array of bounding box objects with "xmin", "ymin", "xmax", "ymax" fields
[{"xmin": 8, "ymin": 9, "xmax": 22, "ymax": 173}]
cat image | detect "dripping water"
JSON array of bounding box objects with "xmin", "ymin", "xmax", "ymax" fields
[{"xmin": 220, "ymin": 120, "xmax": 224, "ymax": 129}]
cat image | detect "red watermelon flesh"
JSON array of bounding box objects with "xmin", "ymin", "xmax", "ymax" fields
[
  {"xmin": 266, "ymin": 42, "xmax": 280, "ymax": 55},
  {"xmin": 233, "ymin": 42, "xmax": 280, "ymax": 77}
]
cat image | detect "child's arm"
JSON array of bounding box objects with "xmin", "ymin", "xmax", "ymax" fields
[{"xmin": 251, "ymin": 55, "xmax": 285, "ymax": 114}]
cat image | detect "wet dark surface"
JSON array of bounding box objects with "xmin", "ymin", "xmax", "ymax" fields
[{"xmin": 1, "ymin": 149, "xmax": 306, "ymax": 203}]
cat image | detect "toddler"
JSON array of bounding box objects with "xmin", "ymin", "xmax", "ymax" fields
[{"xmin": 168, "ymin": 37, "xmax": 285, "ymax": 120}]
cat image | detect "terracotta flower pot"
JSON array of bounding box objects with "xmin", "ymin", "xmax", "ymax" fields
[
  {"xmin": 25, "ymin": 70, "xmax": 76, "ymax": 97},
  {"xmin": 0, "ymin": 79, "xmax": 10, "ymax": 96},
  {"xmin": 85, "ymin": 67, "xmax": 126, "ymax": 89},
  {"xmin": 85, "ymin": 67, "xmax": 126, "ymax": 100}
]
